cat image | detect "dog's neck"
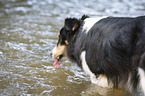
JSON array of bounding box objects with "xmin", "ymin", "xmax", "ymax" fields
[{"xmin": 66, "ymin": 22, "xmax": 85, "ymax": 66}]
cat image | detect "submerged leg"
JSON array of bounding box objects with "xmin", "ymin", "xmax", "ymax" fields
[{"xmin": 138, "ymin": 53, "xmax": 145, "ymax": 95}]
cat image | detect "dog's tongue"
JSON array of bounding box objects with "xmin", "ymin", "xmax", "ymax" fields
[{"xmin": 53, "ymin": 58, "xmax": 60, "ymax": 68}]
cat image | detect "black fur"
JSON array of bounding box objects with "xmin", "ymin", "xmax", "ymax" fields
[{"xmin": 57, "ymin": 15, "xmax": 145, "ymax": 92}]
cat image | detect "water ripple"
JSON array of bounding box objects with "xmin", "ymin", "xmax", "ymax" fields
[{"xmin": 0, "ymin": 0, "xmax": 144, "ymax": 95}]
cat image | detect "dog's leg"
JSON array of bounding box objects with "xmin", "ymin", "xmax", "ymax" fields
[
  {"xmin": 138, "ymin": 53, "xmax": 145, "ymax": 95},
  {"xmin": 80, "ymin": 51, "xmax": 111, "ymax": 88}
]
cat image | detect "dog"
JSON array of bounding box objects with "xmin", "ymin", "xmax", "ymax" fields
[{"xmin": 52, "ymin": 15, "xmax": 145, "ymax": 94}]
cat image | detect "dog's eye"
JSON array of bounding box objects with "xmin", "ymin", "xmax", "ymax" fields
[{"xmin": 60, "ymin": 39, "xmax": 62, "ymax": 42}]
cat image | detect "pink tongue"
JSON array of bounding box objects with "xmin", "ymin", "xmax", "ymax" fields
[{"xmin": 53, "ymin": 58, "xmax": 60, "ymax": 68}]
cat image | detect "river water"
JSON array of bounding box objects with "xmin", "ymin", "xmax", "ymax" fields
[{"xmin": 0, "ymin": 0, "xmax": 144, "ymax": 96}]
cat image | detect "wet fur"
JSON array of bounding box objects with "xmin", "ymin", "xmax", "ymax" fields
[{"xmin": 52, "ymin": 15, "xmax": 145, "ymax": 94}]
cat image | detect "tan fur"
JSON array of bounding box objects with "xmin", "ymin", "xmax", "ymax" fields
[
  {"xmin": 58, "ymin": 33, "xmax": 60, "ymax": 36},
  {"xmin": 65, "ymin": 40, "xmax": 69, "ymax": 45},
  {"xmin": 52, "ymin": 45, "xmax": 66, "ymax": 58}
]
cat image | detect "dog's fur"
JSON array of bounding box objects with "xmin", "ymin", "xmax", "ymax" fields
[{"xmin": 52, "ymin": 15, "xmax": 145, "ymax": 94}]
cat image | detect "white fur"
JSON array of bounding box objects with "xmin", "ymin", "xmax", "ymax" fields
[
  {"xmin": 126, "ymin": 73, "xmax": 133, "ymax": 92},
  {"xmin": 82, "ymin": 16, "xmax": 108, "ymax": 33},
  {"xmin": 52, "ymin": 45, "xmax": 66, "ymax": 58},
  {"xmin": 52, "ymin": 46, "xmax": 57, "ymax": 58},
  {"xmin": 80, "ymin": 51, "xmax": 112, "ymax": 88},
  {"xmin": 138, "ymin": 68, "xmax": 145, "ymax": 94}
]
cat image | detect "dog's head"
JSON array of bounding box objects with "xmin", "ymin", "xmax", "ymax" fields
[{"xmin": 52, "ymin": 15, "xmax": 89, "ymax": 68}]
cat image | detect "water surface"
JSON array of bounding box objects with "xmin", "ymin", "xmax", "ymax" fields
[{"xmin": 0, "ymin": 0, "xmax": 145, "ymax": 95}]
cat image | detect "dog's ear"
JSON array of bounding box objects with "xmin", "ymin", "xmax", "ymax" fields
[
  {"xmin": 71, "ymin": 15, "xmax": 89, "ymax": 31},
  {"xmin": 81, "ymin": 15, "xmax": 89, "ymax": 20},
  {"xmin": 72, "ymin": 23, "xmax": 78, "ymax": 31},
  {"xmin": 64, "ymin": 18, "xmax": 80, "ymax": 32}
]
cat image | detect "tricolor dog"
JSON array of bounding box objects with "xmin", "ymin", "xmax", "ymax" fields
[{"xmin": 52, "ymin": 15, "xmax": 145, "ymax": 94}]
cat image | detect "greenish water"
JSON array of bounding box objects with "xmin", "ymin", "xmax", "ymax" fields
[{"xmin": 0, "ymin": 0, "xmax": 144, "ymax": 95}]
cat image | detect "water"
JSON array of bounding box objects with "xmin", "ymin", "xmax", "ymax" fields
[{"xmin": 0, "ymin": 0, "xmax": 144, "ymax": 95}]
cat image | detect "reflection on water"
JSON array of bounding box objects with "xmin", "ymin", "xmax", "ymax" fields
[{"xmin": 0, "ymin": 0, "xmax": 144, "ymax": 95}]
